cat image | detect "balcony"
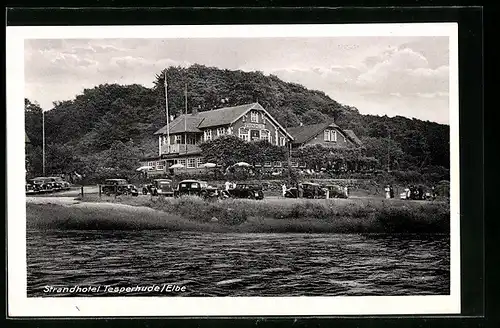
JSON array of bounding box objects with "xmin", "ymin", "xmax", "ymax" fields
[
  {"xmin": 160, "ymin": 143, "xmax": 202, "ymax": 156},
  {"xmin": 160, "ymin": 144, "xmax": 180, "ymax": 154}
]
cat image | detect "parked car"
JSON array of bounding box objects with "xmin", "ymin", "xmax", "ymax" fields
[
  {"xmin": 285, "ymin": 182, "xmax": 325, "ymax": 199},
  {"xmin": 228, "ymin": 183, "xmax": 264, "ymax": 200},
  {"xmin": 25, "ymin": 181, "xmax": 40, "ymax": 194},
  {"xmin": 142, "ymin": 179, "xmax": 174, "ymax": 196},
  {"xmin": 324, "ymin": 184, "xmax": 348, "ymax": 198},
  {"xmin": 102, "ymin": 179, "xmax": 139, "ymax": 196},
  {"xmin": 174, "ymin": 180, "xmax": 211, "ymax": 198},
  {"xmin": 28, "ymin": 177, "xmax": 55, "ymax": 193},
  {"xmin": 46, "ymin": 176, "xmax": 71, "ymax": 191}
]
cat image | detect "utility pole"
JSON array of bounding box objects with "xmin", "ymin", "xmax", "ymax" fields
[
  {"xmin": 387, "ymin": 125, "xmax": 391, "ymax": 173},
  {"xmin": 164, "ymin": 71, "xmax": 170, "ymax": 154},
  {"xmin": 184, "ymin": 82, "xmax": 188, "ymax": 154},
  {"xmin": 42, "ymin": 109, "xmax": 45, "ymax": 176}
]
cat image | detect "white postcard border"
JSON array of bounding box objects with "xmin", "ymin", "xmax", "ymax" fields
[{"xmin": 7, "ymin": 23, "xmax": 460, "ymax": 317}]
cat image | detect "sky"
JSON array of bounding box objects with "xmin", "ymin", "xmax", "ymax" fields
[{"xmin": 24, "ymin": 36, "xmax": 450, "ymax": 124}]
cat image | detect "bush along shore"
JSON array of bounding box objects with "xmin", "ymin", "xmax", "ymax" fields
[{"xmin": 27, "ymin": 196, "xmax": 450, "ymax": 233}]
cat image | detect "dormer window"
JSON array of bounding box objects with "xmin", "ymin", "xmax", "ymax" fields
[{"xmin": 251, "ymin": 111, "xmax": 259, "ymax": 123}]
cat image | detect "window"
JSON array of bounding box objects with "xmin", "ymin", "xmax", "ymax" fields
[
  {"xmin": 331, "ymin": 130, "xmax": 337, "ymax": 142},
  {"xmin": 264, "ymin": 162, "xmax": 272, "ymax": 167},
  {"xmin": 156, "ymin": 161, "xmax": 165, "ymax": 170},
  {"xmin": 147, "ymin": 161, "xmax": 154, "ymax": 167},
  {"xmin": 174, "ymin": 135, "xmax": 182, "ymax": 144},
  {"xmin": 251, "ymin": 111, "xmax": 259, "ymax": 123},
  {"xmin": 250, "ymin": 130, "xmax": 260, "ymax": 141},
  {"xmin": 291, "ymin": 161, "xmax": 298, "ymax": 168},
  {"xmin": 187, "ymin": 158, "xmax": 196, "ymax": 168},
  {"xmin": 204, "ymin": 129, "xmax": 212, "ymax": 141},
  {"xmin": 299, "ymin": 162, "xmax": 307, "ymax": 168},
  {"xmin": 273, "ymin": 161, "xmax": 282, "ymax": 168},
  {"xmin": 324, "ymin": 130, "xmax": 330, "ymax": 141},
  {"xmin": 260, "ymin": 130, "xmax": 270, "ymax": 142},
  {"xmin": 197, "ymin": 158, "xmax": 203, "ymax": 167},
  {"xmin": 178, "ymin": 159, "xmax": 186, "ymax": 167},
  {"xmin": 279, "ymin": 137, "xmax": 286, "ymax": 146},
  {"xmin": 239, "ymin": 127, "xmax": 249, "ymax": 141},
  {"xmin": 217, "ymin": 127, "xmax": 225, "ymax": 137}
]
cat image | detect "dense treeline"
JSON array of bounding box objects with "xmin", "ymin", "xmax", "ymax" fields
[{"xmin": 24, "ymin": 64, "xmax": 449, "ymax": 183}]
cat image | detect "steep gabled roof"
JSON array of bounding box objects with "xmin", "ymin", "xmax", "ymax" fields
[
  {"xmin": 154, "ymin": 103, "xmax": 259, "ymax": 135},
  {"xmin": 287, "ymin": 121, "xmax": 338, "ymax": 145},
  {"xmin": 197, "ymin": 103, "xmax": 257, "ymax": 128},
  {"xmin": 343, "ymin": 129, "xmax": 363, "ymax": 146},
  {"xmin": 153, "ymin": 102, "xmax": 293, "ymax": 139},
  {"xmin": 154, "ymin": 115, "xmax": 203, "ymax": 135}
]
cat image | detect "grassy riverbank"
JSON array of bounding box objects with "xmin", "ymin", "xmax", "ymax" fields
[{"xmin": 27, "ymin": 195, "xmax": 450, "ymax": 233}]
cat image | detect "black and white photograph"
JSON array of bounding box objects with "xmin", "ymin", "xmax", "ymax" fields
[{"xmin": 7, "ymin": 23, "xmax": 460, "ymax": 316}]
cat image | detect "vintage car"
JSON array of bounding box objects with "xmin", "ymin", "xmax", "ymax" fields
[
  {"xmin": 142, "ymin": 179, "xmax": 174, "ymax": 196},
  {"xmin": 285, "ymin": 182, "xmax": 325, "ymax": 199},
  {"xmin": 25, "ymin": 181, "xmax": 40, "ymax": 194},
  {"xmin": 228, "ymin": 183, "xmax": 264, "ymax": 200},
  {"xmin": 46, "ymin": 176, "xmax": 71, "ymax": 191},
  {"xmin": 324, "ymin": 184, "xmax": 348, "ymax": 198},
  {"xmin": 174, "ymin": 180, "xmax": 219, "ymax": 199},
  {"xmin": 102, "ymin": 179, "xmax": 139, "ymax": 196},
  {"xmin": 28, "ymin": 177, "xmax": 55, "ymax": 193}
]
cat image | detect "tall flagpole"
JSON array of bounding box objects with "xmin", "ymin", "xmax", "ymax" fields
[
  {"xmin": 42, "ymin": 109, "xmax": 45, "ymax": 176},
  {"xmin": 184, "ymin": 83, "xmax": 188, "ymax": 154},
  {"xmin": 164, "ymin": 72, "xmax": 169, "ymax": 153}
]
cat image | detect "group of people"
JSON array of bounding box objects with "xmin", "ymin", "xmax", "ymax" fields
[{"xmin": 386, "ymin": 184, "xmax": 437, "ymax": 201}]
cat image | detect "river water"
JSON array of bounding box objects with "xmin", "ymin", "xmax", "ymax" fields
[{"xmin": 27, "ymin": 230, "xmax": 449, "ymax": 297}]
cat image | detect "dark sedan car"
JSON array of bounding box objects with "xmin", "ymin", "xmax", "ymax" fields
[
  {"xmin": 285, "ymin": 182, "xmax": 325, "ymax": 199},
  {"xmin": 28, "ymin": 177, "xmax": 55, "ymax": 193},
  {"xmin": 46, "ymin": 176, "xmax": 71, "ymax": 191},
  {"xmin": 228, "ymin": 183, "xmax": 264, "ymax": 200},
  {"xmin": 102, "ymin": 179, "xmax": 139, "ymax": 196},
  {"xmin": 142, "ymin": 179, "xmax": 174, "ymax": 196}
]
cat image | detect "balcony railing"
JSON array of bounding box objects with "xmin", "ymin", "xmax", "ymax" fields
[
  {"xmin": 160, "ymin": 144, "xmax": 180, "ymax": 154},
  {"xmin": 160, "ymin": 144, "xmax": 202, "ymax": 155}
]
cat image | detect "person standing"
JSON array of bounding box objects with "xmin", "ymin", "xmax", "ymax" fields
[
  {"xmin": 384, "ymin": 185, "xmax": 391, "ymax": 199},
  {"xmin": 389, "ymin": 185, "xmax": 394, "ymax": 198},
  {"xmin": 282, "ymin": 183, "xmax": 287, "ymax": 197}
]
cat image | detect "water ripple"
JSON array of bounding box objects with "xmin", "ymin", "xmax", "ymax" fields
[{"xmin": 27, "ymin": 230, "xmax": 450, "ymax": 297}]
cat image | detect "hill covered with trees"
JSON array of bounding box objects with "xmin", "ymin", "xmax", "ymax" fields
[{"xmin": 24, "ymin": 64, "xmax": 450, "ymax": 183}]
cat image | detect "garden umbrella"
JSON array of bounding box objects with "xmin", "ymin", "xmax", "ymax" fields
[
  {"xmin": 136, "ymin": 165, "xmax": 154, "ymax": 172},
  {"xmin": 233, "ymin": 162, "xmax": 252, "ymax": 167}
]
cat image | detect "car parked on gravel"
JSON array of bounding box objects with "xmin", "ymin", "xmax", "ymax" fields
[
  {"xmin": 102, "ymin": 179, "xmax": 139, "ymax": 196},
  {"xmin": 46, "ymin": 176, "xmax": 71, "ymax": 191},
  {"xmin": 228, "ymin": 183, "xmax": 264, "ymax": 200},
  {"xmin": 285, "ymin": 182, "xmax": 325, "ymax": 199},
  {"xmin": 28, "ymin": 177, "xmax": 55, "ymax": 193},
  {"xmin": 174, "ymin": 180, "xmax": 214, "ymax": 199},
  {"xmin": 142, "ymin": 179, "xmax": 174, "ymax": 196}
]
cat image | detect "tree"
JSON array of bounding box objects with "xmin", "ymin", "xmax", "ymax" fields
[{"xmin": 199, "ymin": 136, "xmax": 286, "ymax": 170}]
